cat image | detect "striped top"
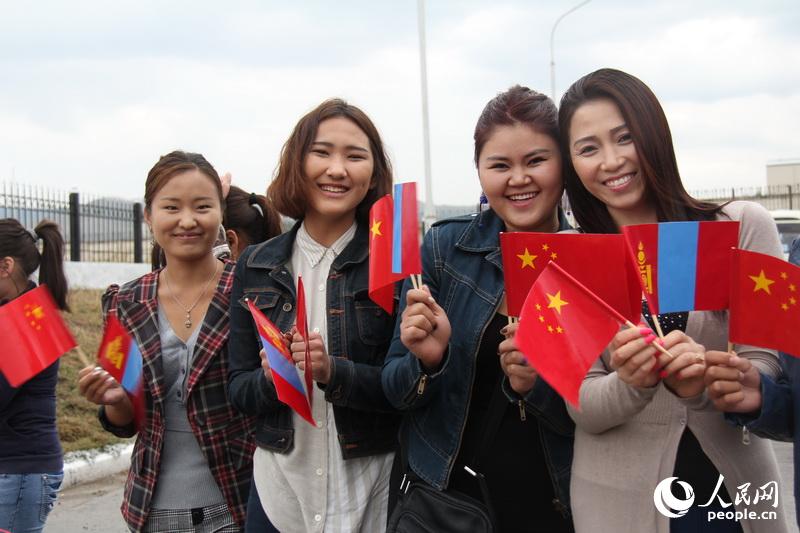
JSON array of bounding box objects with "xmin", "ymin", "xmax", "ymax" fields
[{"xmin": 254, "ymin": 221, "xmax": 394, "ymax": 533}]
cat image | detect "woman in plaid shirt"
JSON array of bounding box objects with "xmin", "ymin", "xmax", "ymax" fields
[{"xmin": 79, "ymin": 151, "xmax": 255, "ymax": 533}]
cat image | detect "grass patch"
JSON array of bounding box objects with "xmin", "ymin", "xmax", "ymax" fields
[{"xmin": 58, "ymin": 289, "xmax": 128, "ymax": 452}]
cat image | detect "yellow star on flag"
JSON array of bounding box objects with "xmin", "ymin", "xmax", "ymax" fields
[
  {"xmin": 517, "ymin": 248, "xmax": 537, "ymax": 269},
  {"xmin": 542, "ymin": 244, "xmax": 550, "ymax": 251},
  {"xmin": 749, "ymin": 270, "xmax": 775, "ymax": 294},
  {"xmin": 781, "ymin": 272, "xmax": 789, "ymax": 280},
  {"xmin": 550, "ymin": 252, "xmax": 558, "ymax": 260},
  {"xmin": 535, "ymin": 303, "xmax": 541, "ymax": 311},
  {"xmin": 782, "ymin": 303, "xmax": 789, "ymax": 311},
  {"xmin": 547, "ymin": 325, "xmax": 554, "ymax": 333},
  {"xmin": 538, "ymin": 315, "xmax": 545, "ymax": 322},
  {"xmin": 791, "ymin": 297, "xmax": 797, "ymax": 305},
  {"xmin": 791, "ymin": 284, "xmax": 797, "ymax": 292},
  {"xmin": 370, "ymin": 220, "xmax": 382, "ymax": 238},
  {"xmin": 546, "ymin": 290, "xmax": 569, "ymax": 314},
  {"xmin": 556, "ymin": 326, "xmax": 563, "ymax": 333}
]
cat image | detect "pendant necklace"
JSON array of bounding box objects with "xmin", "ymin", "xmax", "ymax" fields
[{"xmin": 163, "ymin": 260, "xmax": 219, "ymax": 329}]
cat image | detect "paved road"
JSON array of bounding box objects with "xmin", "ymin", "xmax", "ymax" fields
[{"xmin": 46, "ymin": 443, "xmax": 798, "ymax": 532}]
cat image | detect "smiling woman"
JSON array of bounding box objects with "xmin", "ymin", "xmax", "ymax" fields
[{"xmin": 227, "ymin": 99, "xmax": 401, "ymax": 533}]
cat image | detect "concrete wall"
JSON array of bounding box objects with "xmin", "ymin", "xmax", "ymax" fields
[
  {"xmin": 767, "ymin": 161, "xmax": 800, "ymax": 186},
  {"xmin": 65, "ymin": 261, "xmax": 150, "ymax": 289}
]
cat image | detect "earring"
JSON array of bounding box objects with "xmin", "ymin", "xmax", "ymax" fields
[{"xmin": 479, "ymin": 192, "xmax": 489, "ymax": 211}]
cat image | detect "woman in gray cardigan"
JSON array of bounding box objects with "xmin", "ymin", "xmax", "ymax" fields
[{"xmin": 556, "ymin": 68, "xmax": 789, "ymax": 533}]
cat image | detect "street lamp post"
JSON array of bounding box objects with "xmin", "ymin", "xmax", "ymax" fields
[
  {"xmin": 417, "ymin": 0, "xmax": 436, "ymax": 229},
  {"xmin": 550, "ymin": 0, "xmax": 592, "ymax": 100}
]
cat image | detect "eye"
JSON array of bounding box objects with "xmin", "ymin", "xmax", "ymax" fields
[
  {"xmin": 310, "ymin": 148, "xmax": 329, "ymax": 157},
  {"xmin": 163, "ymin": 205, "xmax": 178, "ymax": 211},
  {"xmin": 197, "ymin": 204, "xmax": 213, "ymax": 210},
  {"xmin": 489, "ymin": 163, "xmax": 509, "ymax": 171},
  {"xmin": 618, "ymin": 132, "xmax": 633, "ymax": 144},
  {"xmin": 576, "ymin": 145, "xmax": 597, "ymax": 156},
  {"xmin": 348, "ymin": 154, "xmax": 367, "ymax": 161},
  {"xmin": 527, "ymin": 156, "xmax": 546, "ymax": 166}
]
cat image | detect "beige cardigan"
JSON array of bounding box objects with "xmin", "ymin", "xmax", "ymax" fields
[{"xmin": 567, "ymin": 202, "xmax": 790, "ymax": 533}]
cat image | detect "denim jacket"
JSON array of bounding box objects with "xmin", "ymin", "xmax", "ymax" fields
[
  {"xmin": 381, "ymin": 209, "xmax": 574, "ymax": 514},
  {"xmin": 227, "ymin": 220, "xmax": 401, "ymax": 459}
]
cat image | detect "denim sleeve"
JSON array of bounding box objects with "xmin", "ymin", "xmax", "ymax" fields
[
  {"xmin": 322, "ymin": 355, "xmax": 396, "ymax": 412},
  {"xmin": 501, "ymin": 376, "xmax": 575, "ymax": 437},
  {"xmin": 227, "ymin": 251, "xmax": 280, "ymax": 416},
  {"xmin": 382, "ymin": 227, "xmax": 453, "ymax": 410}
]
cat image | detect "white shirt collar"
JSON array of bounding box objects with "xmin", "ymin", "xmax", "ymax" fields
[{"xmin": 295, "ymin": 221, "xmax": 357, "ymax": 268}]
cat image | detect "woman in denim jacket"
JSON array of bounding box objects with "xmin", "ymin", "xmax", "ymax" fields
[
  {"xmin": 382, "ymin": 86, "xmax": 574, "ymax": 532},
  {"xmin": 227, "ymin": 99, "xmax": 401, "ymax": 533}
]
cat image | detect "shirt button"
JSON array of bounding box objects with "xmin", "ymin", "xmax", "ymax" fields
[
  {"xmin": 180, "ymin": 367, "xmax": 186, "ymax": 374},
  {"xmin": 314, "ymin": 514, "xmax": 322, "ymax": 522},
  {"xmin": 316, "ymin": 468, "xmax": 323, "ymax": 476},
  {"xmin": 313, "ymin": 327, "xmax": 320, "ymax": 333},
  {"xmin": 282, "ymin": 303, "xmax": 293, "ymax": 312},
  {"xmin": 318, "ymin": 284, "xmax": 324, "ymax": 291},
  {"xmin": 316, "ymin": 421, "xmax": 324, "ymax": 429},
  {"xmin": 680, "ymin": 418, "xmax": 687, "ymax": 425}
]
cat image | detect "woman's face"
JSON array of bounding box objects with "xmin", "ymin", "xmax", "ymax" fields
[
  {"xmin": 302, "ymin": 116, "xmax": 374, "ymax": 226},
  {"xmin": 568, "ymin": 98, "xmax": 649, "ymax": 220},
  {"xmin": 145, "ymin": 169, "xmax": 223, "ymax": 263},
  {"xmin": 477, "ymin": 123, "xmax": 562, "ymax": 233}
]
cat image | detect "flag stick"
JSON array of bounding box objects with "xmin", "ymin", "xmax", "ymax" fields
[
  {"xmin": 73, "ymin": 346, "xmax": 91, "ymax": 367},
  {"xmin": 622, "ymin": 320, "xmax": 675, "ymax": 361},
  {"xmin": 727, "ymin": 341, "xmax": 734, "ymax": 353},
  {"xmin": 410, "ymin": 275, "xmax": 419, "ymax": 290},
  {"xmin": 651, "ymin": 315, "xmax": 666, "ymax": 341}
]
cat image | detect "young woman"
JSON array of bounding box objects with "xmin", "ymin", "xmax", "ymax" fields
[
  {"xmin": 0, "ymin": 219, "xmax": 68, "ymax": 533},
  {"xmin": 222, "ymin": 185, "xmax": 282, "ymax": 261},
  {"xmin": 78, "ymin": 151, "xmax": 255, "ymax": 533},
  {"xmin": 227, "ymin": 99, "xmax": 400, "ymax": 533},
  {"xmin": 559, "ymin": 68, "xmax": 789, "ymax": 532},
  {"xmin": 381, "ymin": 86, "xmax": 574, "ymax": 532}
]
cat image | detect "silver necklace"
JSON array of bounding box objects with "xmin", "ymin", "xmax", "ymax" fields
[{"xmin": 162, "ymin": 261, "xmax": 219, "ymax": 329}]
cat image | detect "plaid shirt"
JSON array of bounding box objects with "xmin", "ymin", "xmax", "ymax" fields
[{"xmin": 99, "ymin": 260, "xmax": 255, "ymax": 532}]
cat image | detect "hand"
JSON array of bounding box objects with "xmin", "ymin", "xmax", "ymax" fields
[
  {"xmin": 220, "ymin": 172, "xmax": 232, "ymax": 199},
  {"xmin": 657, "ymin": 330, "xmax": 706, "ymax": 398},
  {"xmin": 291, "ymin": 330, "xmax": 331, "ymax": 384},
  {"xmin": 704, "ymin": 351, "xmax": 763, "ymax": 414},
  {"xmin": 400, "ymin": 285, "xmax": 451, "ymax": 371},
  {"xmin": 610, "ymin": 324, "xmax": 661, "ymax": 389},
  {"xmin": 498, "ymin": 322, "xmax": 538, "ymax": 395},
  {"xmin": 259, "ymin": 348, "xmax": 273, "ymax": 383},
  {"xmin": 78, "ymin": 366, "xmax": 128, "ymax": 406}
]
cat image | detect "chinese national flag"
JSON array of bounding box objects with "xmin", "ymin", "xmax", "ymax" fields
[
  {"xmin": 296, "ymin": 275, "xmax": 313, "ymax": 406},
  {"xmin": 515, "ymin": 261, "xmax": 623, "ymax": 408},
  {"xmin": 369, "ymin": 195, "xmax": 403, "ymax": 313},
  {"xmin": 0, "ymin": 285, "xmax": 77, "ymax": 387},
  {"xmin": 729, "ymin": 249, "xmax": 800, "ymax": 357},
  {"xmin": 500, "ymin": 232, "xmax": 640, "ymax": 321}
]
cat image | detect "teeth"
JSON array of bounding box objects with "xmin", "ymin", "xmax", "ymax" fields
[
  {"xmin": 320, "ymin": 185, "xmax": 348, "ymax": 193},
  {"xmin": 508, "ymin": 192, "xmax": 538, "ymax": 201},
  {"xmin": 605, "ymin": 174, "xmax": 633, "ymax": 188}
]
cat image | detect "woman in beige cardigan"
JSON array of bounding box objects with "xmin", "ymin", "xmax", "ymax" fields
[{"xmin": 557, "ymin": 68, "xmax": 789, "ymax": 533}]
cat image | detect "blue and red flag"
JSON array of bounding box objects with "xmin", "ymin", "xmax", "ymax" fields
[
  {"xmin": 97, "ymin": 313, "xmax": 144, "ymax": 428},
  {"xmin": 295, "ymin": 276, "xmax": 313, "ymax": 408},
  {"xmin": 391, "ymin": 182, "xmax": 422, "ymax": 276},
  {"xmin": 622, "ymin": 220, "xmax": 740, "ymax": 314},
  {"xmin": 246, "ymin": 299, "xmax": 315, "ymax": 426}
]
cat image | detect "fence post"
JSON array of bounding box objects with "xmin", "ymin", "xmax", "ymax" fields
[
  {"xmin": 133, "ymin": 202, "xmax": 144, "ymax": 263},
  {"xmin": 789, "ymin": 185, "xmax": 793, "ymax": 210},
  {"xmin": 68, "ymin": 192, "xmax": 81, "ymax": 261}
]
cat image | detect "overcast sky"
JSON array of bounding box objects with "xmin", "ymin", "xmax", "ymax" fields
[{"xmin": 1, "ymin": 0, "xmax": 798, "ymax": 207}]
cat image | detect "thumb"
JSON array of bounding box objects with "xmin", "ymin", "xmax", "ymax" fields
[{"xmin": 730, "ymin": 354, "xmax": 753, "ymax": 374}]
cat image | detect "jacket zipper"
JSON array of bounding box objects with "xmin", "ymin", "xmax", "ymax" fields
[
  {"xmin": 518, "ymin": 400, "xmax": 527, "ymax": 421},
  {"xmin": 742, "ymin": 425, "xmax": 750, "ymax": 445},
  {"xmin": 416, "ymin": 374, "xmax": 428, "ymax": 395},
  {"xmin": 444, "ymin": 297, "xmax": 502, "ymax": 487}
]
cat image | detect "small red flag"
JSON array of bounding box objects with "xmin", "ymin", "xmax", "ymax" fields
[
  {"xmin": 296, "ymin": 276, "xmax": 313, "ymax": 407},
  {"xmin": 0, "ymin": 285, "xmax": 76, "ymax": 387},
  {"xmin": 500, "ymin": 232, "xmax": 640, "ymax": 321},
  {"xmin": 729, "ymin": 249, "xmax": 800, "ymax": 357},
  {"xmin": 369, "ymin": 195, "xmax": 403, "ymax": 313},
  {"xmin": 515, "ymin": 261, "xmax": 624, "ymax": 408}
]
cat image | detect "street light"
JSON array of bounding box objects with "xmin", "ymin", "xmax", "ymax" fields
[
  {"xmin": 550, "ymin": 0, "xmax": 592, "ymax": 100},
  {"xmin": 417, "ymin": 0, "xmax": 436, "ymax": 229}
]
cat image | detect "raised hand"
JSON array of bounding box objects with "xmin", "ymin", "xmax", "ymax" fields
[
  {"xmin": 704, "ymin": 350, "xmax": 763, "ymax": 414},
  {"xmin": 498, "ymin": 322, "xmax": 538, "ymax": 395},
  {"xmin": 399, "ymin": 285, "xmax": 451, "ymax": 371}
]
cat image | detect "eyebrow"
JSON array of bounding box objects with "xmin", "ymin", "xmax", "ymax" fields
[
  {"xmin": 158, "ymin": 196, "xmax": 216, "ymax": 202},
  {"xmin": 311, "ymin": 140, "xmax": 369, "ymax": 153},
  {"xmin": 572, "ymin": 123, "xmax": 628, "ymax": 147},
  {"xmin": 485, "ymin": 148, "xmax": 551, "ymax": 161}
]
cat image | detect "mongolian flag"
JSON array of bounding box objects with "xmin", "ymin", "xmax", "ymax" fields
[
  {"xmin": 295, "ymin": 275, "xmax": 313, "ymax": 407},
  {"xmin": 369, "ymin": 194, "xmax": 403, "ymax": 313},
  {"xmin": 247, "ymin": 299, "xmax": 315, "ymax": 425},
  {"xmin": 729, "ymin": 249, "xmax": 800, "ymax": 357},
  {"xmin": 622, "ymin": 221, "xmax": 740, "ymax": 314},
  {"xmin": 515, "ymin": 261, "xmax": 625, "ymax": 408},
  {"xmin": 0, "ymin": 285, "xmax": 77, "ymax": 387},
  {"xmin": 96, "ymin": 313, "xmax": 145, "ymax": 428},
  {"xmin": 499, "ymin": 232, "xmax": 640, "ymax": 321},
  {"xmin": 391, "ymin": 182, "xmax": 422, "ymax": 276}
]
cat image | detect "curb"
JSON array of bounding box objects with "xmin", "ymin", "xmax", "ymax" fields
[{"xmin": 62, "ymin": 443, "xmax": 133, "ymax": 490}]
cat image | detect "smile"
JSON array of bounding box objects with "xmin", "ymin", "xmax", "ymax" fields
[
  {"xmin": 318, "ymin": 184, "xmax": 350, "ymax": 194},
  {"xmin": 507, "ymin": 192, "xmax": 539, "ymax": 202},
  {"xmin": 603, "ymin": 173, "xmax": 634, "ymax": 189}
]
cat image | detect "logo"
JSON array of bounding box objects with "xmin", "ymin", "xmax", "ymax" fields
[{"xmin": 653, "ymin": 477, "xmax": 695, "ymax": 518}]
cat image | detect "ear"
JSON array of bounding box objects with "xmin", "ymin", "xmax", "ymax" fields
[
  {"xmin": 225, "ymin": 229, "xmax": 239, "ymax": 253},
  {"xmin": 0, "ymin": 256, "xmax": 15, "ymax": 278},
  {"xmin": 143, "ymin": 208, "xmax": 152, "ymax": 228}
]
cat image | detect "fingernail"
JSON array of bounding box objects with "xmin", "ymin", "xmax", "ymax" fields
[
  {"xmin": 521, "ymin": 359, "xmax": 528, "ymax": 367},
  {"xmin": 644, "ymin": 334, "xmax": 656, "ymax": 344},
  {"xmin": 658, "ymin": 339, "xmax": 665, "ymax": 346},
  {"xmin": 659, "ymin": 370, "xmax": 668, "ymax": 379},
  {"xmin": 500, "ymin": 326, "xmax": 510, "ymax": 336},
  {"xmin": 638, "ymin": 327, "xmax": 653, "ymax": 336},
  {"xmin": 428, "ymin": 297, "xmax": 435, "ymax": 304}
]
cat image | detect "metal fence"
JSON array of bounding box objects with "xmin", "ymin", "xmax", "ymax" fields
[
  {"xmin": 0, "ymin": 182, "xmax": 147, "ymax": 263},
  {"xmin": 690, "ymin": 183, "xmax": 800, "ymax": 211}
]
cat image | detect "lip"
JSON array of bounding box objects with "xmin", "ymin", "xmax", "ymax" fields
[
  {"xmin": 602, "ymin": 172, "xmax": 635, "ymax": 192},
  {"xmin": 173, "ymin": 233, "xmax": 202, "ymax": 240},
  {"xmin": 504, "ymin": 190, "xmax": 540, "ymax": 208},
  {"xmin": 317, "ymin": 183, "xmax": 351, "ymax": 197}
]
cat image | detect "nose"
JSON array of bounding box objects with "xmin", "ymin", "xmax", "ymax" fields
[
  {"xmin": 326, "ymin": 155, "xmax": 348, "ymax": 179},
  {"xmin": 508, "ymin": 165, "xmax": 531, "ymax": 187},
  {"xmin": 178, "ymin": 209, "xmax": 198, "ymax": 229},
  {"xmin": 600, "ymin": 147, "xmax": 624, "ymax": 172}
]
